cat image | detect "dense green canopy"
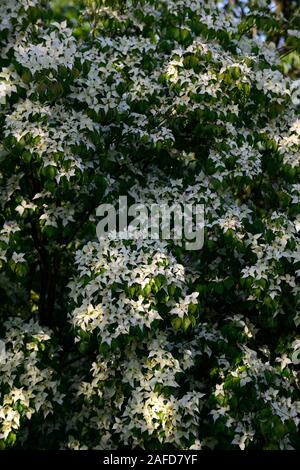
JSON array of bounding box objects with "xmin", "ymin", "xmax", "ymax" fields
[{"xmin": 0, "ymin": 0, "xmax": 299, "ymax": 450}]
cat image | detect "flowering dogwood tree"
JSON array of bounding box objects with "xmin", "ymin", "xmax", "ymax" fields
[{"xmin": 0, "ymin": 0, "xmax": 299, "ymax": 450}]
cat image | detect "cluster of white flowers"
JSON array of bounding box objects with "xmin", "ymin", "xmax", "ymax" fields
[
  {"xmin": 69, "ymin": 239, "xmax": 200, "ymax": 345},
  {"xmin": 14, "ymin": 22, "xmax": 77, "ymax": 74},
  {"xmin": 4, "ymin": 99, "xmax": 98, "ymax": 182},
  {"xmin": 241, "ymin": 213, "xmax": 299, "ymax": 317},
  {"xmin": 0, "ymin": 0, "xmax": 299, "ymax": 451},
  {"xmin": 0, "ymin": 0, "xmax": 40, "ymax": 33},
  {"xmin": 0, "ymin": 318, "xmax": 63, "ymax": 444},
  {"xmin": 0, "ymin": 67, "xmax": 19, "ymax": 105},
  {"xmin": 63, "ymin": 322, "xmax": 218, "ymax": 449},
  {"xmin": 278, "ymin": 123, "xmax": 300, "ymax": 168},
  {"xmin": 211, "ymin": 344, "xmax": 300, "ymax": 450}
]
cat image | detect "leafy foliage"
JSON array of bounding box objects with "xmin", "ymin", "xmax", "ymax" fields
[{"xmin": 0, "ymin": 0, "xmax": 299, "ymax": 450}]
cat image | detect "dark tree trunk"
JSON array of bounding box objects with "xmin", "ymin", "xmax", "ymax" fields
[{"xmin": 38, "ymin": 254, "xmax": 60, "ymax": 327}]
